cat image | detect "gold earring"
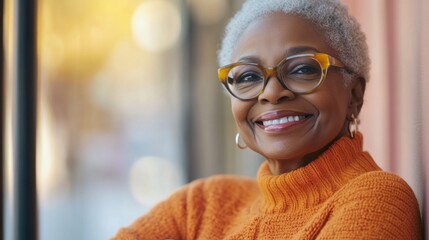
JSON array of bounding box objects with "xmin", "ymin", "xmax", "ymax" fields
[
  {"xmin": 348, "ymin": 114, "xmax": 359, "ymax": 138},
  {"xmin": 235, "ymin": 133, "xmax": 247, "ymax": 149}
]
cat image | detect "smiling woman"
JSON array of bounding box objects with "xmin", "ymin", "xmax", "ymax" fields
[
  {"xmin": 112, "ymin": 0, "xmax": 422, "ymax": 239},
  {"xmin": 226, "ymin": 14, "xmax": 356, "ymax": 174}
]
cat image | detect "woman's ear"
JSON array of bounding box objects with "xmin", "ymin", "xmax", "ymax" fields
[{"xmin": 348, "ymin": 77, "xmax": 366, "ymax": 116}]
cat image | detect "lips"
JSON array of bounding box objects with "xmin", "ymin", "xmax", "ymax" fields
[{"xmin": 254, "ymin": 110, "xmax": 312, "ymax": 131}]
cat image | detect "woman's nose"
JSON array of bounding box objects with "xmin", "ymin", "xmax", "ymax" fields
[{"xmin": 258, "ymin": 76, "xmax": 296, "ymax": 104}]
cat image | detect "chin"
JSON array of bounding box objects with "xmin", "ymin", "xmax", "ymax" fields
[
  {"xmin": 255, "ymin": 140, "xmax": 324, "ymax": 162},
  {"xmin": 256, "ymin": 145, "xmax": 304, "ymax": 161}
]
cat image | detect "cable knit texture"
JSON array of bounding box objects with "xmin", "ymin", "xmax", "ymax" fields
[{"xmin": 112, "ymin": 133, "xmax": 422, "ymax": 239}]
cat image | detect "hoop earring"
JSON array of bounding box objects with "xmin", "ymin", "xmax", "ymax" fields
[
  {"xmin": 235, "ymin": 133, "xmax": 247, "ymax": 149},
  {"xmin": 348, "ymin": 114, "xmax": 359, "ymax": 138}
]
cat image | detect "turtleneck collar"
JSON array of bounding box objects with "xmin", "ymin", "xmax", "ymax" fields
[{"xmin": 257, "ymin": 132, "xmax": 381, "ymax": 213}]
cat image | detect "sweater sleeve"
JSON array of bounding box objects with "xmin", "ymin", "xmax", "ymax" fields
[
  {"xmin": 317, "ymin": 171, "xmax": 422, "ymax": 240},
  {"xmin": 111, "ymin": 181, "xmax": 196, "ymax": 240}
]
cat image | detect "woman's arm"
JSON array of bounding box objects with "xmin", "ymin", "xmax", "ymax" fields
[
  {"xmin": 111, "ymin": 185, "xmax": 191, "ymax": 240},
  {"xmin": 111, "ymin": 177, "xmax": 212, "ymax": 240}
]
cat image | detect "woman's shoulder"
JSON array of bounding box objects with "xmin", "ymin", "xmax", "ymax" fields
[
  {"xmin": 334, "ymin": 170, "xmax": 419, "ymax": 205},
  {"xmin": 339, "ymin": 170, "xmax": 417, "ymax": 197},
  {"xmin": 319, "ymin": 171, "xmax": 422, "ymax": 239},
  {"xmin": 202, "ymin": 174, "xmax": 257, "ymax": 186},
  {"xmin": 162, "ymin": 174, "xmax": 259, "ymax": 210},
  {"xmin": 162, "ymin": 175, "xmax": 259, "ymax": 226},
  {"xmin": 333, "ymin": 170, "xmax": 421, "ymax": 226},
  {"xmin": 184, "ymin": 174, "xmax": 259, "ymax": 199}
]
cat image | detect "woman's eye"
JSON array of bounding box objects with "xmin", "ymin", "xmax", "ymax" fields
[
  {"xmin": 290, "ymin": 65, "xmax": 319, "ymax": 75},
  {"xmin": 236, "ymin": 72, "xmax": 263, "ymax": 84}
]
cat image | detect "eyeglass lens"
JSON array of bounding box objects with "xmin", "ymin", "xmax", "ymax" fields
[{"xmin": 226, "ymin": 56, "xmax": 323, "ymax": 99}]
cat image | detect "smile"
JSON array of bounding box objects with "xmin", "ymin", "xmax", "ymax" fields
[
  {"xmin": 262, "ymin": 115, "xmax": 307, "ymax": 126},
  {"xmin": 254, "ymin": 111, "xmax": 312, "ymax": 132}
]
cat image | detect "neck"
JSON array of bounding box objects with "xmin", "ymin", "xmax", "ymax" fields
[
  {"xmin": 257, "ymin": 132, "xmax": 381, "ymax": 213},
  {"xmin": 266, "ymin": 133, "xmax": 346, "ymax": 175},
  {"xmin": 267, "ymin": 150, "xmax": 322, "ymax": 175},
  {"xmin": 267, "ymin": 139, "xmax": 337, "ymax": 175}
]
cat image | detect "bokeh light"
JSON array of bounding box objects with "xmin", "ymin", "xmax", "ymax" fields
[
  {"xmin": 129, "ymin": 156, "xmax": 183, "ymax": 206},
  {"xmin": 132, "ymin": 0, "xmax": 182, "ymax": 52},
  {"xmin": 37, "ymin": 98, "xmax": 69, "ymax": 201}
]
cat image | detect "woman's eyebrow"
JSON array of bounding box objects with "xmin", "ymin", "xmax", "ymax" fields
[
  {"xmin": 236, "ymin": 56, "xmax": 260, "ymax": 63},
  {"xmin": 235, "ymin": 46, "xmax": 321, "ymax": 63},
  {"xmin": 285, "ymin": 46, "xmax": 320, "ymax": 56}
]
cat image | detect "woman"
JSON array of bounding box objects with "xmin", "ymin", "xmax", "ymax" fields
[{"xmin": 113, "ymin": 0, "xmax": 422, "ymax": 239}]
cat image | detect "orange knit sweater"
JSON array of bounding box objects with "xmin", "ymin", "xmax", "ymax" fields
[{"xmin": 113, "ymin": 133, "xmax": 422, "ymax": 239}]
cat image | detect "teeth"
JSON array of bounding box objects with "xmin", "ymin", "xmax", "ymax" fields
[
  {"xmin": 262, "ymin": 115, "xmax": 306, "ymax": 126},
  {"xmin": 280, "ymin": 118, "xmax": 288, "ymax": 124}
]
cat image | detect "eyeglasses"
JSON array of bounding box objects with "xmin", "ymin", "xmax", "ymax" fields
[{"xmin": 218, "ymin": 53, "xmax": 345, "ymax": 100}]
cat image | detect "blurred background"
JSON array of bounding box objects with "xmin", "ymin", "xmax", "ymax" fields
[{"xmin": 2, "ymin": 0, "xmax": 428, "ymax": 239}]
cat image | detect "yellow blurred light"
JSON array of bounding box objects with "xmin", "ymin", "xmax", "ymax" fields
[
  {"xmin": 132, "ymin": 0, "xmax": 181, "ymax": 52},
  {"xmin": 40, "ymin": 33, "xmax": 65, "ymax": 71}
]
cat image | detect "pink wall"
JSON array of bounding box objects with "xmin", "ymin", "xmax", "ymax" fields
[
  {"xmin": 421, "ymin": 0, "xmax": 429, "ymax": 237},
  {"xmin": 342, "ymin": 0, "xmax": 427, "ymax": 235}
]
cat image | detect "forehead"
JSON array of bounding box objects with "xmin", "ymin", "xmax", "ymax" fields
[{"xmin": 232, "ymin": 12, "xmax": 337, "ymax": 64}]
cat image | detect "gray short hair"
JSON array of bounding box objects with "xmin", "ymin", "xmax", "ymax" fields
[{"xmin": 218, "ymin": 0, "xmax": 370, "ymax": 83}]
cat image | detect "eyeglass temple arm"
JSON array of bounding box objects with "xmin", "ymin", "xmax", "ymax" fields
[{"xmin": 328, "ymin": 55, "xmax": 345, "ymax": 68}]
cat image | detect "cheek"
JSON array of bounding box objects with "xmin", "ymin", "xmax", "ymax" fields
[
  {"xmin": 315, "ymin": 87, "xmax": 351, "ymax": 126},
  {"xmin": 230, "ymin": 99, "xmax": 253, "ymax": 130},
  {"xmin": 230, "ymin": 99, "xmax": 242, "ymax": 123},
  {"xmin": 231, "ymin": 99, "xmax": 246, "ymax": 120}
]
